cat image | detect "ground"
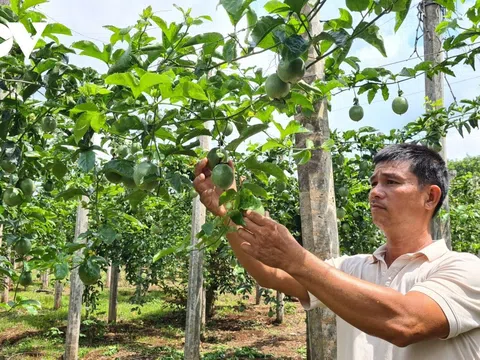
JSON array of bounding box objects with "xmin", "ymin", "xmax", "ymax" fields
[{"xmin": 0, "ymin": 278, "xmax": 307, "ymax": 360}]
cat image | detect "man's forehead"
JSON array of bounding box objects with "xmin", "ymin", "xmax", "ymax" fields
[{"xmin": 372, "ymin": 161, "xmax": 414, "ymax": 176}]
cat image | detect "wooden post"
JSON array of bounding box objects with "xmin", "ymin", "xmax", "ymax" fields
[
  {"xmin": 295, "ymin": 4, "xmax": 339, "ymax": 360},
  {"xmin": 64, "ymin": 196, "xmax": 89, "ymax": 360},
  {"xmin": 255, "ymin": 283, "xmax": 263, "ymax": 305},
  {"xmin": 106, "ymin": 265, "xmax": 111, "ymax": 288},
  {"xmin": 1, "ymin": 224, "xmax": 10, "ymax": 303},
  {"xmin": 184, "ymin": 135, "xmax": 209, "ymax": 360},
  {"xmin": 53, "ymin": 280, "xmax": 63, "ymax": 310},
  {"xmin": 0, "ymin": 224, "xmax": 8, "ymax": 303},
  {"xmin": 276, "ymin": 291, "xmax": 285, "ymax": 324},
  {"xmin": 41, "ymin": 270, "xmax": 49, "ymax": 289},
  {"xmin": 108, "ymin": 265, "xmax": 120, "ymax": 323},
  {"xmin": 423, "ymin": 0, "xmax": 451, "ymax": 248}
]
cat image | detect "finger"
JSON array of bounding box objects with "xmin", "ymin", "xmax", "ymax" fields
[
  {"xmin": 237, "ymin": 227, "xmax": 256, "ymax": 243},
  {"xmin": 227, "ymin": 160, "xmax": 236, "ymax": 174},
  {"xmin": 192, "ymin": 173, "xmax": 205, "ymax": 187},
  {"xmin": 194, "ymin": 158, "xmax": 208, "ymax": 177},
  {"xmin": 244, "ymin": 217, "xmax": 264, "ymax": 233},
  {"xmin": 193, "ymin": 175, "xmax": 212, "ymax": 194},
  {"xmin": 240, "ymin": 241, "xmax": 255, "ymax": 257},
  {"xmin": 244, "ymin": 210, "xmax": 269, "ymax": 226}
]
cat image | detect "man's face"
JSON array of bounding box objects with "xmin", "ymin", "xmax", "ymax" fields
[{"xmin": 369, "ymin": 161, "xmax": 429, "ymax": 230}]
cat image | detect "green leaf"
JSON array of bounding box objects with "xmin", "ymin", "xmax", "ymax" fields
[
  {"xmin": 433, "ymin": 0, "xmax": 455, "ymax": 12},
  {"xmin": 70, "ymin": 103, "xmax": 99, "ymax": 115},
  {"xmin": 381, "ymin": 85, "xmax": 389, "ymax": 101},
  {"xmin": 282, "ymin": 35, "xmax": 309, "ymax": 61},
  {"xmin": 220, "ymin": 0, "xmax": 255, "ymax": 26},
  {"xmin": 346, "ymin": 0, "xmax": 369, "ymax": 12},
  {"xmin": 225, "ymin": 123, "xmax": 269, "ymax": 151},
  {"xmin": 183, "ymin": 81, "xmax": 209, "ymax": 101},
  {"xmin": 284, "ymin": 0, "xmax": 307, "ymax": 15},
  {"xmin": 88, "ymin": 112, "xmax": 106, "ymax": 133},
  {"xmin": 183, "ymin": 32, "xmax": 224, "ymax": 54},
  {"xmin": 10, "ymin": 0, "xmax": 20, "ymax": 14},
  {"xmin": 394, "ymin": 0, "xmax": 412, "ymax": 32},
  {"xmin": 244, "ymin": 156, "xmax": 287, "ymax": 182},
  {"xmin": 293, "ymin": 149, "xmax": 311, "ymax": 165},
  {"xmin": 98, "ymin": 225, "xmax": 116, "ymax": 245},
  {"xmin": 105, "ymin": 73, "xmax": 139, "ymax": 94},
  {"xmin": 229, "ymin": 210, "xmax": 246, "ymax": 226},
  {"xmin": 326, "ymin": 8, "xmax": 353, "ymax": 30},
  {"xmin": 223, "ymin": 38, "xmax": 237, "ymax": 63},
  {"xmin": 126, "ymin": 190, "xmax": 148, "ymax": 208},
  {"xmin": 321, "ymin": 138, "xmax": 335, "ymax": 151},
  {"xmin": 52, "ymin": 161, "xmax": 68, "ymax": 179},
  {"xmin": 251, "ymin": 16, "xmax": 284, "ymax": 47},
  {"xmin": 261, "ymin": 139, "xmax": 283, "ymax": 152},
  {"xmin": 56, "ymin": 188, "xmax": 88, "ymax": 201},
  {"xmin": 73, "ymin": 113, "xmax": 91, "ymax": 144},
  {"xmin": 78, "ymin": 150, "xmax": 95, "ymax": 172},
  {"xmin": 289, "ymin": 92, "xmax": 314, "ymax": 111},
  {"xmin": 202, "ymin": 222, "xmax": 215, "ymax": 236},
  {"xmin": 54, "ymin": 262, "xmax": 69, "ymax": 280},
  {"xmin": 367, "ymin": 88, "xmax": 376, "ymax": 104},
  {"xmin": 264, "ymin": 0, "xmax": 291, "ymax": 14},
  {"xmin": 66, "ymin": 243, "xmax": 87, "ymax": 254},
  {"xmin": 43, "ymin": 23, "xmax": 72, "ymax": 39},
  {"xmin": 280, "ymin": 120, "xmax": 310, "ymax": 140},
  {"xmin": 103, "ymin": 160, "xmax": 135, "ymax": 178},
  {"xmin": 72, "ymin": 40, "xmax": 110, "ymax": 64},
  {"xmin": 242, "ymin": 182, "xmax": 269, "ymax": 198},
  {"xmin": 153, "ymin": 245, "xmax": 178, "ymax": 263},
  {"xmin": 22, "ymin": 0, "xmax": 48, "ymax": 10},
  {"xmin": 138, "ymin": 72, "xmax": 172, "ymax": 96},
  {"xmin": 356, "ymin": 22, "xmax": 387, "ymax": 57},
  {"xmin": 219, "ymin": 189, "xmax": 237, "ymax": 206}
]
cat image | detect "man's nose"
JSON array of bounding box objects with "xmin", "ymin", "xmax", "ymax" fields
[{"xmin": 369, "ymin": 185, "xmax": 385, "ymax": 199}]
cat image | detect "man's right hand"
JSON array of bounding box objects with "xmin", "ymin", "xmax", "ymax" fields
[{"xmin": 193, "ymin": 158, "xmax": 236, "ymax": 217}]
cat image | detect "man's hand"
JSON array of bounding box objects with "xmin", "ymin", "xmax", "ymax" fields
[
  {"xmin": 237, "ymin": 210, "xmax": 305, "ymax": 271},
  {"xmin": 193, "ymin": 158, "xmax": 236, "ymax": 217}
]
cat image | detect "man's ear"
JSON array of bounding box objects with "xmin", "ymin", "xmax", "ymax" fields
[{"xmin": 425, "ymin": 185, "xmax": 442, "ymax": 211}]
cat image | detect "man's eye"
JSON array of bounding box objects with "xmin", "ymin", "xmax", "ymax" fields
[
  {"xmin": 370, "ymin": 182, "xmax": 377, "ymax": 187},
  {"xmin": 387, "ymin": 180, "xmax": 397, "ymax": 184}
]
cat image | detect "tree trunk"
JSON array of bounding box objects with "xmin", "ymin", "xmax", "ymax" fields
[
  {"xmin": 255, "ymin": 283, "xmax": 263, "ymax": 305},
  {"xmin": 205, "ymin": 286, "xmax": 216, "ymax": 319},
  {"xmin": 276, "ymin": 291, "xmax": 285, "ymax": 324},
  {"xmin": 106, "ymin": 265, "xmax": 111, "ymax": 288},
  {"xmin": 64, "ymin": 196, "xmax": 89, "ymax": 360},
  {"xmin": 108, "ymin": 265, "xmax": 120, "ymax": 323},
  {"xmin": 0, "ymin": 224, "xmax": 8, "ymax": 303},
  {"xmin": 53, "ymin": 280, "xmax": 63, "ymax": 310},
  {"xmin": 184, "ymin": 135, "xmax": 209, "ymax": 360},
  {"xmin": 423, "ymin": 0, "xmax": 451, "ymax": 248},
  {"xmin": 41, "ymin": 270, "xmax": 49, "ymax": 289},
  {"xmin": 295, "ymin": 5, "xmax": 339, "ymax": 360}
]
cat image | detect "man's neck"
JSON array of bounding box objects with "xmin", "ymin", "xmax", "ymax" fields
[{"xmin": 383, "ymin": 225, "xmax": 433, "ymax": 267}]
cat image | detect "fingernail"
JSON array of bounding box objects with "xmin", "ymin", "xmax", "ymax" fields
[{"xmin": 245, "ymin": 210, "xmax": 251, "ymax": 216}]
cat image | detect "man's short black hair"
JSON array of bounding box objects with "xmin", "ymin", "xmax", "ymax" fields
[{"xmin": 372, "ymin": 143, "xmax": 448, "ymax": 217}]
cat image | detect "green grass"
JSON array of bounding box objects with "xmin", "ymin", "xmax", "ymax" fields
[{"xmin": 0, "ymin": 282, "xmax": 305, "ymax": 359}]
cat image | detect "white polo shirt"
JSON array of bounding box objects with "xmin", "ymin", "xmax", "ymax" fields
[{"xmin": 302, "ymin": 240, "xmax": 480, "ymax": 360}]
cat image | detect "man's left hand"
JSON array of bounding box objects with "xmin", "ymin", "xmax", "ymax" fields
[{"xmin": 237, "ymin": 210, "xmax": 305, "ymax": 271}]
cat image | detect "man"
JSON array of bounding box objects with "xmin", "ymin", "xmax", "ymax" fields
[{"xmin": 193, "ymin": 143, "xmax": 480, "ymax": 359}]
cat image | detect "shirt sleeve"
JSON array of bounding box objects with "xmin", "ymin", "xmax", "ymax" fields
[
  {"xmin": 409, "ymin": 253, "xmax": 480, "ymax": 339},
  {"xmin": 300, "ymin": 255, "xmax": 351, "ymax": 311}
]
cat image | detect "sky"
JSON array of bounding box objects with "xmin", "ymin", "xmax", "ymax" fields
[{"xmin": 35, "ymin": 0, "xmax": 480, "ymax": 161}]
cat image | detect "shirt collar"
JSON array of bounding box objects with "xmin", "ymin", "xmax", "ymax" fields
[{"xmin": 370, "ymin": 239, "xmax": 449, "ymax": 264}]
